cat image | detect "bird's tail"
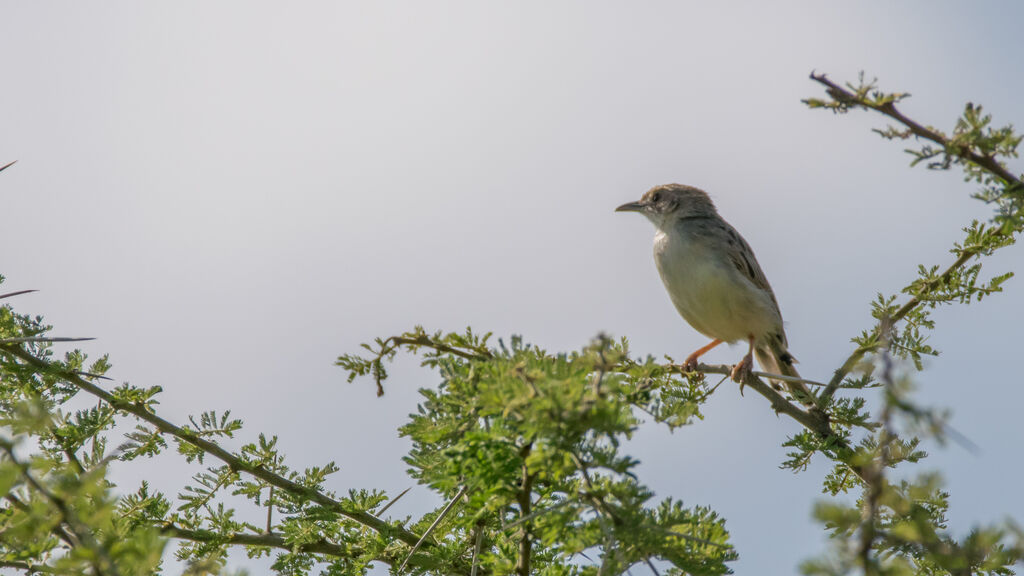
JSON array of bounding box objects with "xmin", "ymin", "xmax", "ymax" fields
[{"xmin": 754, "ymin": 345, "xmax": 816, "ymax": 408}]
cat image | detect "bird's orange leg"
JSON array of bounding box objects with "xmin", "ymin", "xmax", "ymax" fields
[
  {"xmin": 682, "ymin": 339, "xmax": 723, "ymax": 373},
  {"xmin": 730, "ymin": 336, "xmax": 755, "ymax": 389}
]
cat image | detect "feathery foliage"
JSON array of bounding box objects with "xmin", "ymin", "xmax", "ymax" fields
[{"xmin": 1, "ymin": 71, "xmax": 1022, "ymax": 575}]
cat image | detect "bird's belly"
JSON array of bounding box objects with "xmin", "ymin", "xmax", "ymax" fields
[{"xmin": 654, "ymin": 236, "xmax": 778, "ymax": 343}]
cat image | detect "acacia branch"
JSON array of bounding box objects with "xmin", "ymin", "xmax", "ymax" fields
[
  {"xmin": 0, "ymin": 343, "xmax": 440, "ymax": 565},
  {"xmin": 359, "ymin": 334, "xmax": 492, "ymax": 395},
  {"xmin": 398, "ymin": 485, "xmax": 467, "ymax": 573},
  {"xmin": 809, "ymin": 73, "xmax": 1023, "ymax": 402},
  {"xmin": 162, "ymin": 524, "xmax": 447, "ymax": 571},
  {"xmin": 857, "ymin": 328, "xmax": 896, "ymax": 575},
  {"xmin": 0, "ymin": 440, "xmax": 120, "ymax": 576},
  {"xmin": 163, "ymin": 524, "xmax": 352, "ymax": 556},
  {"xmin": 352, "ymin": 334, "xmax": 856, "ymax": 474},
  {"xmin": 0, "ymin": 561, "xmax": 60, "ymax": 574},
  {"xmin": 809, "ymin": 73, "xmax": 1022, "ymax": 187},
  {"xmin": 384, "ymin": 335, "xmax": 493, "ymax": 361},
  {"xmin": 5, "ymin": 493, "xmax": 76, "ymax": 549},
  {"xmin": 854, "ymin": 323, "xmax": 977, "ymax": 575},
  {"xmin": 822, "ymin": 248, "xmax": 975, "ymax": 401},
  {"xmin": 516, "ymin": 443, "xmax": 534, "ymax": 576},
  {"xmin": 682, "ymin": 363, "xmax": 837, "ymax": 442}
]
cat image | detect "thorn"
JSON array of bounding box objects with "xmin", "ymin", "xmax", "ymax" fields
[
  {"xmin": 377, "ymin": 486, "xmax": 412, "ymax": 516},
  {"xmin": 0, "ymin": 289, "xmax": 38, "ymax": 300},
  {"xmin": 74, "ymin": 371, "xmax": 113, "ymax": 381},
  {"xmin": 398, "ymin": 486, "xmax": 467, "ymax": 573},
  {"xmin": 0, "ymin": 337, "xmax": 96, "ymax": 344}
]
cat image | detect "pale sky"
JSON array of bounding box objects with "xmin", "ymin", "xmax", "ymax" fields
[{"xmin": 2, "ymin": 2, "xmax": 1022, "ymax": 574}]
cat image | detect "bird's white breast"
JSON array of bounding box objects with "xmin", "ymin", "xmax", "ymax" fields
[{"xmin": 653, "ymin": 228, "xmax": 780, "ymax": 343}]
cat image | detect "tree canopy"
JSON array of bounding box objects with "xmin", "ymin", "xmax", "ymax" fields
[{"xmin": 1, "ymin": 73, "xmax": 1022, "ymax": 575}]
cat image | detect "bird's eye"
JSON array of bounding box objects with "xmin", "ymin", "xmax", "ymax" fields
[{"xmin": 651, "ymin": 192, "xmax": 661, "ymax": 203}]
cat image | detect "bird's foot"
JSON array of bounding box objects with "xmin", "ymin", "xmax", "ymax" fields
[
  {"xmin": 681, "ymin": 353, "xmax": 701, "ymax": 373},
  {"xmin": 730, "ymin": 354, "xmax": 754, "ymax": 394}
]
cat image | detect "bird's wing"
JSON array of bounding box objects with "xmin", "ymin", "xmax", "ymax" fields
[{"xmin": 706, "ymin": 219, "xmax": 781, "ymax": 309}]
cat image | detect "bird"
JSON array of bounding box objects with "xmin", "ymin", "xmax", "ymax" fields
[{"xmin": 616, "ymin": 183, "xmax": 814, "ymax": 406}]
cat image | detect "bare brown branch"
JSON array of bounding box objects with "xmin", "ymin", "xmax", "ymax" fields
[
  {"xmin": 808, "ymin": 72, "xmax": 1023, "ymax": 403},
  {"xmin": 809, "ymin": 73, "xmax": 1022, "ymax": 187}
]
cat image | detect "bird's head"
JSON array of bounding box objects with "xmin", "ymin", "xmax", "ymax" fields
[{"xmin": 615, "ymin": 183, "xmax": 718, "ymax": 227}]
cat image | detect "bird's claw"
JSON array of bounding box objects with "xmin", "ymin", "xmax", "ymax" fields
[
  {"xmin": 681, "ymin": 349, "xmax": 707, "ymax": 373},
  {"xmin": 730, "ymin": 354, "xmax": 754, "ymax": 395}
]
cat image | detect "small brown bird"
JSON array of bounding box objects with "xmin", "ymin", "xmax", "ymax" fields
[{"xmin": 617, "ymin": 184, "xmax": 813, "ymax": 405}]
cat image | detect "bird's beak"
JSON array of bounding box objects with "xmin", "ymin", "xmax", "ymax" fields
[{"xmin": 615, "ymin": 201, "xmax": 645, "ymax": 213}]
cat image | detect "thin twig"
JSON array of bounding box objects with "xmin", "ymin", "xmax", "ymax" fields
[
  {"xmin": 398, "ymin": 485, "xmax": 468, "ymax": 573},
  {"xmin": 164, "ymin": 524, "xmax": 353, "ymax": 557},
  {"xmin": 503, "ymin": 499, "xmax": 573, "ymax": 531},
  {"xmin": 648, "ymin": 525, "xmax": 733, "ymax": 550},
  {"xmin": 0, "ymin": 160, "xmax": 16, "ymax": 173},
  {"xmin": 707, "ymin": 373, "xmax": 729, "ymax": 394},
  {"xmin": 265, "ymin": 485, "xmax": 274, "ymax": 534},
  {"xmin": 167, "ymin": 523, "xmax": 467, "ymax": 572},
  {"xmin": 370, "ymin": 335, "xmax": 492, "ymax": 395},
  {"xmin": 159, "ymin": 523, "xmax": 444, "ymax": 570},
  {"xmin": 684, "ymin": 363, "xmax": 829, "ymax": 388},
  {"xmin": 386, "ymin": 335, "xmax": 492, "ymax": 362},
  {"xmin": 570, "ymin": 452, "xmax": 625, "ymax": 574},
  {"xmin": 748, "ymin": 371, "xmax": 828, "ymax": 388}
]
